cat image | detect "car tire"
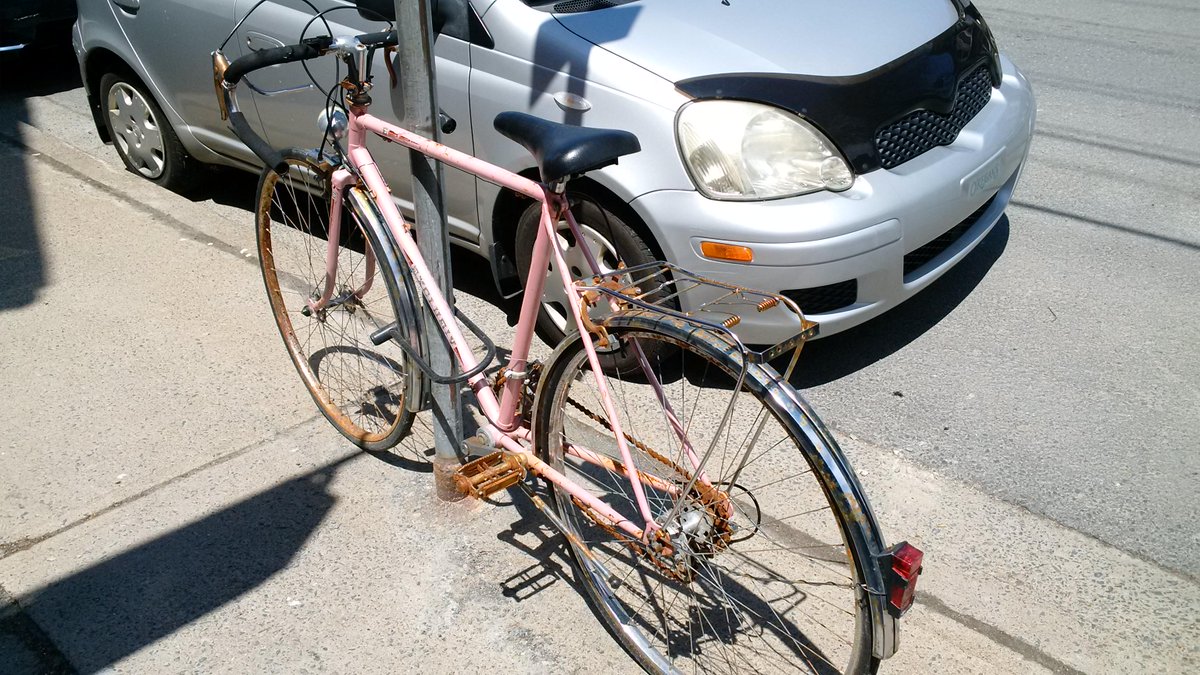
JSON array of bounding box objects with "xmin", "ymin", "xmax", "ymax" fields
[
  {"xmin": 514, "ymin": 187, "xmax": 680, "ymax": 374},
  {"xmin": 100, "ymin": 71, "xmax": 196, "ymax": 191}
]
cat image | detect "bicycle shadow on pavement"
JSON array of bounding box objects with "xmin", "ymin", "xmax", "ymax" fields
[
  {"xmin": 787, "ymin": 216, "xmax": 1010, "ymax": 389},
  {"xmin": 491, "ymin": 484, "xmax": 852, "ymax": 671},
  {"xmin": 1, "ymin": 459, "xmax": 350, "ymax": 673},
  {"xmin": 493, "ymin": 486, "xmax": 586, "ymax": 604},
  {"xmin": 365, "ymin": 414, "xmax": 438, "ymax": 474}
]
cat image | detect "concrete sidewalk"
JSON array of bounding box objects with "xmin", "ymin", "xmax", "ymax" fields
[{"xmin": 0, "ymin": 121, "xmax": 1195, "ymax": 673}]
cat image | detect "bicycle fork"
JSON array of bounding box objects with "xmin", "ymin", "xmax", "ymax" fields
[{"xmin": 304, "ymin": 168, "xmax": 378, "ymax": 317}]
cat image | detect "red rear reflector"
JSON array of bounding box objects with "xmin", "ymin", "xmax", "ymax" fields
[{"xmin": 885, "ymin": 541, "xmax": 923, "ymax": 616}]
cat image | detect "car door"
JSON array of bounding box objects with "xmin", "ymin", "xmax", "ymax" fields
[
  {"xmin": 103, "ymin": 0, "xmax": 240, "ymax": 157},
  {"xmin": 230, "ymin": 0, "xmax": 480, "ymax": 243}
]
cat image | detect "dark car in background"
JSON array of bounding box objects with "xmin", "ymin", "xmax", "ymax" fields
[{"xmin": 1, "ymin": 0, "xmax": 75, "ymax": 53}]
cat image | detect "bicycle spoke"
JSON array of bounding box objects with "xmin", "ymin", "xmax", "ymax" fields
[
  {"xmin": 257, "ymin": 154, "xmax": 411, "ymax": 449},
  {"xmin": 539, "ymin": 327, "xmax": 873, "ymax": 673}
]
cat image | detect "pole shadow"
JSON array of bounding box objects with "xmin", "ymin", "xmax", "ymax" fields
[
  {"xmin": 0, "ymin": 38, "xmax": 79, "ymax": 313},
  {"xmin": 530, "ymin": 5, "xmax": 641, "ymax": 126}
]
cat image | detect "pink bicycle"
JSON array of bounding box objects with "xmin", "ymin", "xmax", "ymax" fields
[{"xmin": 214, "ymin": 20, "xmax": 921, "ymax": 675}]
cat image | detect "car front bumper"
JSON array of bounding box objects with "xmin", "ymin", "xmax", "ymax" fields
[{"xmin": 630, "ymin": 55, "xmax": 1036, "ymax": 345}]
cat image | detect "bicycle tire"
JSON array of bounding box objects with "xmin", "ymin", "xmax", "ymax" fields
[
  {"xmin": 534, "ymin": 314, "xmax": 884, "ymax": 674},
  {"xmin": 256, "ymin": 150, "xmax": 416, "ymax": 450}
]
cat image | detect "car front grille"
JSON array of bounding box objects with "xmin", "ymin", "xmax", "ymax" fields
[
  {"xmin": 781, "ymin": 279, "xmax": 858, "ymax": 316},
  {"xmin": 874, "ymin": 66, "xmax": 994, "ymax": 170},
  {"xmin": 903, "ymin": 195, "xmax": 996, "ymax": 277}
]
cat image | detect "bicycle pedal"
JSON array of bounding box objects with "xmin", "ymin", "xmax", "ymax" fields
[{"xmin": 453, "ymin": 451, "xmax": 526, "ymax": 499}]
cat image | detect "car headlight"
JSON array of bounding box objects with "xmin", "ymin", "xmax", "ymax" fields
[{"xmin": 676, "ymin": 100, "xmax": 854, "ymax": 201}]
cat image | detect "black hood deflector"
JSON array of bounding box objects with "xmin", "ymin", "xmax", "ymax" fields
[{"xmin": 675, "ymin": 5, "xmax": 1000, "ymax": 174}]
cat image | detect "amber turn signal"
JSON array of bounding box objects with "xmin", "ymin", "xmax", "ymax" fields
[{"xmin": 699, "ymin": 241, "xmax": 754, "ymax": 262}]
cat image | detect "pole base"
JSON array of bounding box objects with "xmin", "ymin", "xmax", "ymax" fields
[{"xmin": 433, "ymin": 455, "xmax": 468, "ymax": 502}]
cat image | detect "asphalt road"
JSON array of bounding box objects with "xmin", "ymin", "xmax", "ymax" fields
[
  {"xmin": 796, "ymin": 0, "xmax": 1200, "ymax": 577},
  {"xmin": 0, "ymin": 1, "xmax": 1196, "ymax": 668}
]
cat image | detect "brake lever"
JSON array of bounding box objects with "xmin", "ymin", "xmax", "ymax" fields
[
  {"xmin": 383, "ymin": 45, "xmax": 398, "ymax": 88},
  {"xmin": 376, "ymin": 45, "xmax": 454, "ymax": 135}
]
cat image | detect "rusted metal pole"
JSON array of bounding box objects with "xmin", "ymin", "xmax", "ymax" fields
[{"xmin": 392, "ymin": 0, "xmax": 464, "ymax": 501}]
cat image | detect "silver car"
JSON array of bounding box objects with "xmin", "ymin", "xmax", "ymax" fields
[{"xmin": 73, "ymin": 0, "xmax": 1034, "ymax": 344}]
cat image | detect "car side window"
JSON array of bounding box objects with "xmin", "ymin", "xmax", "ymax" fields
[
  {"xmin": 437, "ymin": 0, "xmax": 492, "ymax": 47},
  {"xmin": 467, "ymin": 3, "xmax": 494, "ymax": 48}
]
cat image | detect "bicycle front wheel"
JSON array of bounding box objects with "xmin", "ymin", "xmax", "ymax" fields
[
  {"xmin": 534, "ymin": 317, "xmax": 881, "ymax": 674},
  {"xmin": 256, "ymin": 151, "xmax": 415, "ymax": 450}
]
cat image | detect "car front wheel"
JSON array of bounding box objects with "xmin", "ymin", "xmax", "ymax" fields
[{"xmin": 100, "ymin": 71, "xmax": 195, "ymax": 191}]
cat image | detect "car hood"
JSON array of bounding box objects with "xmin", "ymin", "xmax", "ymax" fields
[{"xmin": 552, "ymin": 0, "xmax": 960, "ymax": 80}]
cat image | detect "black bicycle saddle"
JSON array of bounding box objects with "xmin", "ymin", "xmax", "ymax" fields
[{"xmin": 493, "ymin": 111, "xmax": 641, "ymax": 184}]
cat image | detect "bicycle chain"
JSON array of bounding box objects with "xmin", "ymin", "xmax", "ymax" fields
[
  {"xmin": 569, "ymin": 496, "xmax": 691, "ymax": 582},
  {"xmin": 564, "ymin": 395, "xmax": 734, "ymax": 522},
  {"xmin": 564, "ymin": 396, "xmax": 685, "ymax": 475},
  {"xmin": 561, "ymin": 395, "xmax": 735, "ymax": 581}
]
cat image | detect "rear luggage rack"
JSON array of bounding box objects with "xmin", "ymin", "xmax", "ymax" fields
[{"xmin": 575, "ymin": 261, "xmax": 818, "ymax": 366}]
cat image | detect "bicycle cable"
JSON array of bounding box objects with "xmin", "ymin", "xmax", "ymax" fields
[
  {"xmin": 219, "ymin": 0, "xmax": 330, "ymax": 52},
  {"xmin": 220, "ymin": 0, "xmax": 395, "ymax": 154}
]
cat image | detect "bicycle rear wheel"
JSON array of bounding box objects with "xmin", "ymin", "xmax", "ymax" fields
[
  {"xmin": 256, "ymin": 151, "xmax": 415, "ymax": 450},
  {"xmin": 534, "ymin": 316, "xmax": 882, "ymax": 674}
]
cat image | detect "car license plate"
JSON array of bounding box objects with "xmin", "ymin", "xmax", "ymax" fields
[{"xmin": 962, "ymin": 149, "xmax": 1009, "ymax": 198}]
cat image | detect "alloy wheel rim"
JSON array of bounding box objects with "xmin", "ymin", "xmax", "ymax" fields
[{"xmin": 541, "ymin": 220, "xmax": 621, "ymax": 332}]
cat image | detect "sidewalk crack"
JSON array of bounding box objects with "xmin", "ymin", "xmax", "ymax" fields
[{"xmin": 916, "ymin": 591, "xmax": 1087, "ymax": 675}]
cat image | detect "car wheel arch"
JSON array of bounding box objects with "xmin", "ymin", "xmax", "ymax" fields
[{"xmin": 82, "ymin": 47, "xmax": 135, "ymax": 143}]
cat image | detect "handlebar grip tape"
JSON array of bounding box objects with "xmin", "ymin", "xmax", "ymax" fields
[
  {"xmin": 357, "ymin": 30, "xmax": 399, "ymax": 48},
  {"xmin": 223, "ymin": 43, "xmax": 322, "ymax": 85},
  {"xmin": 229, "ymin": 112, "xmax": 288, "ymax": 175},
  {"xmin": 222, "ymin": 44, "xmax": 322, "ymax": 175}
]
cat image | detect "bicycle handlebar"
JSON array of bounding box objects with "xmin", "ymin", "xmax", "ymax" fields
[
  {"xmin": 355, "ymin": 30, "xmax": 399, "ymax": 49},
  {"xmin": 216, "ymin": 30, "xmax": 398, "ymax": 174},
  {"xmin": 223, "ymin": 40, "xmax": 329, "ymax": 86},
  {"xmin": 227, "ymin": 111, "xmax": 289, "ymax": 174}
]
